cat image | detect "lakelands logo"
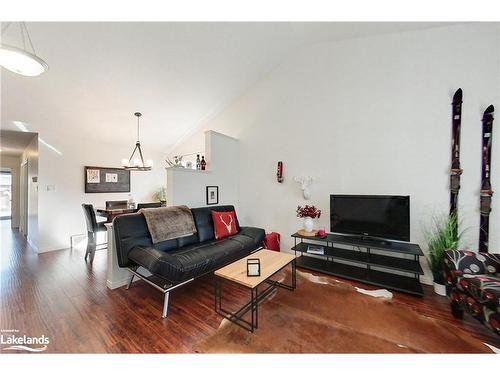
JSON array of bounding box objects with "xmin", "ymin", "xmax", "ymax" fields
[{"xmin": 0, "ymin": 329, "xmax": 50, "ymax": 352}]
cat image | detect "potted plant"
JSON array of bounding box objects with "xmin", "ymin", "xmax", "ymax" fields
[
  {"xmin": 296, "ymin": 205, "xmax": 321, "ymax": 233},
  {"xmin": 426, "ymin": 213, "xmax": 461, "ymax": 296},
  {"xmin": 153, "ymin": 187, "xmax": 167, "ymax": 205}
]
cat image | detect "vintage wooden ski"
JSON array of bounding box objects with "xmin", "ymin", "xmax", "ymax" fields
[
  {"xmin": 449, "ymin": 88, "xmax": 463, "ymax": 218},
  {"xmin": 479, "ymin": 104, "xmax": 494, "ymax": 252}
]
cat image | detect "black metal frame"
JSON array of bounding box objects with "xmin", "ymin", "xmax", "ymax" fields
[
  {"xmin": 292, "ymin": 234, "xmax": 424, "ymax": 296},
  {"xmin": 126, "ymin": 247, "xmax": 264, "ymax": 318},
  {"xmin": 84, "ymin": 231, "xmax": 108, "ymax": 263},
  {"xmin": 206, "ymin": 186, "xmax": 219, "ymax": 205},
  {"xmin": 215, "ymin": 258, "xmax": 296, "ymax": 332},
  {"xmin": 247, "ymin": 258, "xmax": 261, "ymax": 277},
  {"xmin": 84, "ymin": 166, "xmax": 131, "ymax": 193}
]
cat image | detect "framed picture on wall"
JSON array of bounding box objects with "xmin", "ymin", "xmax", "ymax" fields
[
  {"xmin": 86, "ymin": 168, "xmax": 100, "ymax": 184},
  {"xmin": 85, "ymin": 166, "xmax": 131, "ymax": 193},
  {"xmin": 206, "ymin": 186, "xmax": 219, "ymax": 205}
]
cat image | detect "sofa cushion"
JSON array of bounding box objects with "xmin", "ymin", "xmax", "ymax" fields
[
  {"xmin": 484, "ymin": 306, "xmax": 500, "ymax": 334},
  {"xmin": 225, "ymin": 233, "xmax": 255, "ymax": 249},
  {"xmin": 114, "ymin": 212, "xmax": 180, "ymax": 267},
  {"xmin": 457, "ymin": 274, "xmax": 500, "ymax": 313},
  {"xmin": 445, "ymin": 250, "xmax": 500, "ymax": 275},
  {"xmin": 238, "ymin": 227, "xmax": 266, "ymax": 248},
  {"xmin": 212, "ymin": 210, "xmax": 238, "ymax": 239},
  {"xmin": 177, "ymin": 233, "xmax": 199, "ymax": 248},
  {"xmin": 128, "ymin": 235, "xmax": 250, "ymax": 282},
  {"xmin": 191, "ymin": 205, "xmax": 240, "ymax": 242}
]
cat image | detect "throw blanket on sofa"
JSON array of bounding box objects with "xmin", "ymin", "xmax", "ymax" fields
[{"xmin": 140, "ymin": 205, "xmax": 197, "ymax": 244}]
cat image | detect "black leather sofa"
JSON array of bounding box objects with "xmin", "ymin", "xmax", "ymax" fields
[{"xmin": 113, "ymin": 205, "xmax": 265, "ymax": 317}]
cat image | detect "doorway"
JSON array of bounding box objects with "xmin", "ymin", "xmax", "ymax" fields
[
  {"xmin": 20, "ymin": 160, "xmax": 28, "ymax": 237},
  {"xmin": 0, "ymin": 169, "xmax": 13, "ymax": 220},
  {"xmin": 0, "ymin": 129, "xmax": 38, "ymax": 246}
]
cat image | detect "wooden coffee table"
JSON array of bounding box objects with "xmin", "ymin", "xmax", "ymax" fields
[{"xmin": 214, "ymin": 249, "xmax": 296, "ymax": 332}]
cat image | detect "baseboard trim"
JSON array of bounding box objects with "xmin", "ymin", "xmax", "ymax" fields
[
  {"xmin": 107, "ymin": 278, "xmax": 129, "ymax": 290},
  {"xmin": 107, "ymin": 276, "xmax": 139, "ymax": 290},
  {"xmin": 27, "ymin": 237, "xmax": 38, "ymax": 252},
  {"xmin": 37, "ymin": 246, "xmax": 68, "ymax": 253}
]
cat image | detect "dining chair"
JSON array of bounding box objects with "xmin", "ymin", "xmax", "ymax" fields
[
  {"xmin": 137, "ymin": 202, "xmax": 163, "ymax": 210},
  {"xmin": 82, "ymin": 204, "xmax": 107, "ymax": 262},
  {"xmin": 105, "ymin": 200, "xmax": 128, "ymax": 209}
]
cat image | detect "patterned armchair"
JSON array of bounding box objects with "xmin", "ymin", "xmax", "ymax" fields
[{"xmin": 444, "ymin": 250, "xmax": 500, "ymax": 335}]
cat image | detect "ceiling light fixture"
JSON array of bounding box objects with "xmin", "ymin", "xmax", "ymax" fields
[
  {"xmin": 122, "ymin": 112, "xmax": 153, "ymax": 171},
  {"xmin": 0, "ymin": 22, "xmax": 49, "ymax": 77}
]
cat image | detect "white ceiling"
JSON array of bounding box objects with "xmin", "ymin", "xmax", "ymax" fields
[
  {"xmin": 0, "ymin": 130, "xmax": 37, "ymax": 156},
  {"xmin": 1, "ymin": 22, "xmax": 453, "ymax": 153}
]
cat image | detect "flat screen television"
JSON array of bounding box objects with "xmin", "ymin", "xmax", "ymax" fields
[{"xmin": 330, "ymin": 195, "xmax": 410, "ymax": 242}]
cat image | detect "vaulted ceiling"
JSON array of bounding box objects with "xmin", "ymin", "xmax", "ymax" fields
[
  {"xmin": 0, "ymin": 130, "xmax": 37, "ymax": 156},
  {"xmin": 1, "ymin": 22, "xmax": 451, "ymax": 153}
]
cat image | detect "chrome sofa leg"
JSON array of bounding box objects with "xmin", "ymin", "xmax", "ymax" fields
[
  {"xmin": 162, "ymin": 292, "xmax": 170, "ymax": 318},
  {"xmin": 125, "ymin": 267, "xmax": 193, "ymax": 319}
]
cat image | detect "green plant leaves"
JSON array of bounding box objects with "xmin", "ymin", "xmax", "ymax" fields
[{"xmin": 426, "ymin": 213, "xmax": 462, "ymax": 283}]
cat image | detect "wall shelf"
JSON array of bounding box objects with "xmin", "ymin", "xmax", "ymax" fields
[{"xmin": 166, "ymin": 167, "xmax": 211, "ymax": 174}]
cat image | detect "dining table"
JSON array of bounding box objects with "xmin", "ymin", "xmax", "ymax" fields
[{"xmin": 95, "ymin": 206, "xmax": 137, "ymax": 223}]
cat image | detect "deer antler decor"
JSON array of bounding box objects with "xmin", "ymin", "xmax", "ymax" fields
[
  {"xmin": 219, "ymin": 215, "xmax": 234, "ymax": 234},
  {"xmin": 165, "ymin": 155, "xmax": 184, "ymax": 168},
  {"xmin": 294, "ymin": 176, "xmax": 314, "ymax": 200}
]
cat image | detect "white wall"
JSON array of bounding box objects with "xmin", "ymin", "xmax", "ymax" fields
[
  {"xmin": 37, "ymin": 135, "xmax": 166, "ymax": 252},
  {"xmin": 167, "ymin": 131, "xmax": 239, "ymax": 208},
  {"xmin": 170, "ymin": 24, "xmax": 500, "ymax": 283},
  {"xmin": 0, "ymin": 154, "xmax": 21, "ymax": 228},
  {"xmin": 21, "ymin": 137, "xmax": 39, "ymax": 249}
]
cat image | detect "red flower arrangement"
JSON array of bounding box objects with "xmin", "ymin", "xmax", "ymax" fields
[{"xmin": 296, "ymin": 205, "xmax": 321, "ymax": 219}]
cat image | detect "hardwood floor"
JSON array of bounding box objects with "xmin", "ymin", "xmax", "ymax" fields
[{"xmin": 1, "ymin": 221, "xmax": 498, "ymax": 353}]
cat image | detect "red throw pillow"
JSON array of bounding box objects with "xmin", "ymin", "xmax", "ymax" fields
[
  {"xmin": 212, "ymin": 210, "xmax": 238, "ymax": 240},
  {"xmin": 263, "ymin": 232, "xmax": 281, "ymax": 251}
]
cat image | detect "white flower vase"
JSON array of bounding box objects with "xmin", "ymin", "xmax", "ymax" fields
[{"xmin": 303, "ymin": 217, "xmax": 314, "ymax": 232}]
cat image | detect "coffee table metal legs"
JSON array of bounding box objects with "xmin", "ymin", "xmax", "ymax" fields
[
  {"xmin": 251, "ymin": 288, "xmax": 258, "ymax": 331},
  {"xmin": 214, "ymin": 259, "xmax": 296, "ymax": 332},
  {"xmin": 215, "ymin": 278, "xmax": 255, "ymax": 332}
]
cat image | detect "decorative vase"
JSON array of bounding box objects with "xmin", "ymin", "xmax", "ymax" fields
[
  {"xmin": 303, "ymin": 217, "xmax": 314, "ymax": 232},
  {"xmin": 433, "ymin": 282, "xmax": 446, "ymax": 296}
]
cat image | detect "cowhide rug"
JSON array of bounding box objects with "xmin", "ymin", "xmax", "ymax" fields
[{"xmin": 193, "ymin": 270, "xmax": 495, "ymax": 353}]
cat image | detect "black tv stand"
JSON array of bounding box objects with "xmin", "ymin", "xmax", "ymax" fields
[
  {"xmin": 291, "ymin": 232, "xmax": 424, "ymax": 296},
  {"xmin": 343, "ymin": 235, "xmax": 391, "ymax": 246}
]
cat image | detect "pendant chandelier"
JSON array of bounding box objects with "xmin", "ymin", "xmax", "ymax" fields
[
  {"xmin": 0, "ymin": 22, "xmax": 49, "ymax": 77},
  {"xmin": 122, "ymin": 112, "xmax": 153, "ymax": 171}
]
